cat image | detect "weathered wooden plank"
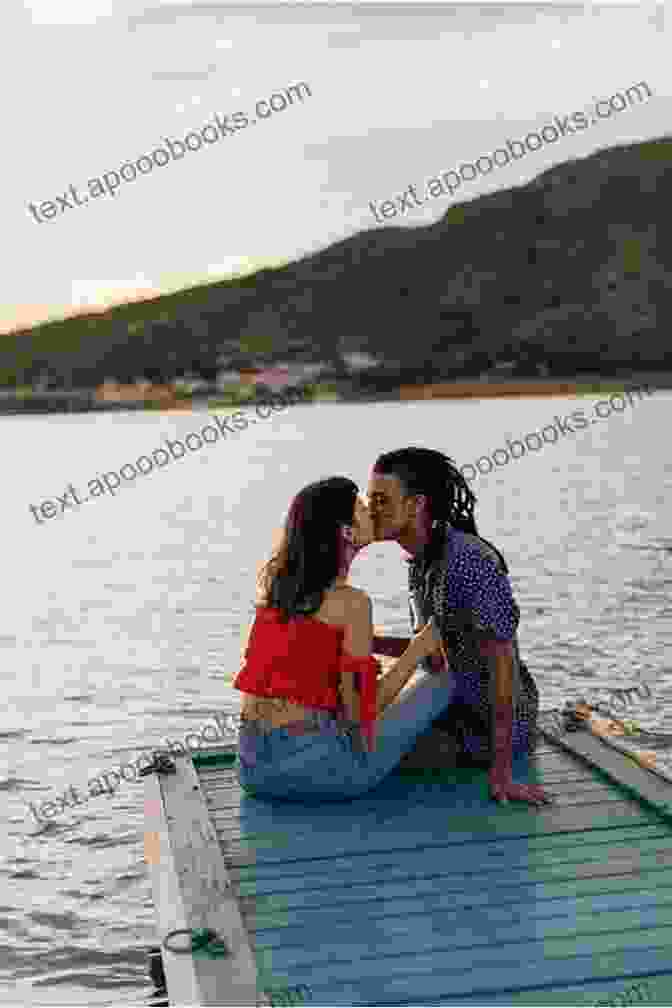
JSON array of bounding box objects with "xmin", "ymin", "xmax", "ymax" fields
[
  {"xmin": 241, "ymin": 855, "xmax": 672, "ymax": 919},
  {"xmin": 518, "ymin": 774, "xmax": 608, "ymax": 796},
  {"xmin": 225, "ymin": 836, "xmax": 672, "ymax": 895},
  {"xmin": 242, "ymin": 874, "xmax": 672, "ymax": 933},
  {"xmin": 255, "ymin": 903, "xmax": 672, "ymax": 972},
  {"xmin": 144, "ymin": 772, "xmax": 203, "ymax": 1007},
  {"xmin": 144, "ymin": 754, "xmax": 270, "ymax": 1006},
  {"xmin": 243, "ymin": 890, "xmax": 672, "ymax": 956},
  {"xmin": 532, "ymin": 747, "xmax": 593, "ymax": 765},
  {"xmin": 526, "ymin": 772, "xmax": 605, "ymax": 786},
  {"xmin": 207, "ymin": 801, "xmax": 658, "ymax": 858},
  {"xmin": 227, "ymin": 854, "xmax": 672, "ymax": 907},
  {"xmin": 544, "ymin": 790, "xmax": 642, "ymax": 808},
  {"xmin": 246, "ymin": 891, "xmax": 672, "ymax": 954},
  {"xmin": 540, "ymin": 722, "xmax": 672, "ymax": 817},
  {"xmin": 225, "ymin": 817, "xmax": 670, "ymax": 862},
  {"xmin": 398, "ymin": 971, "xmax": 672, "ymax": 1006},
  {"xmin": 274, "ymin": 937, "xmax": 672, "ymax": 1006}
]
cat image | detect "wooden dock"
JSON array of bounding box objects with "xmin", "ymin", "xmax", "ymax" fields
[{"xmin": 144, "ymin": 718, "xmax": 672, "ymax": 1006}]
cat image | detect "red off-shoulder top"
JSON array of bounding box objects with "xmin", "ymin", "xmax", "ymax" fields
[{"xmin": 233, "ymin": 606, "xmax": 379, "ymax": 753}]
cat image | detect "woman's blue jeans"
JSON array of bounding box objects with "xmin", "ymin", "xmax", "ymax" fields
[{"xmin": 236, "ymin": 669, "xmax": 457, "ymax": 802}]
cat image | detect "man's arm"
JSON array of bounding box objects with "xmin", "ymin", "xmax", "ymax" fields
[{"xmin": 488, "ymin": 651, "xmax": 551, "ymax": 806}]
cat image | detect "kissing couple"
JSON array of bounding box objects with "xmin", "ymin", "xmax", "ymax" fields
[{"xmin": 234, "ymin": 446, "xmax": 552, "ymax": 807}]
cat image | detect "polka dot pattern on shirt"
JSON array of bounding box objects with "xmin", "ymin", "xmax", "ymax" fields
[{"xmin": 408, "ymin": 528, "xmax": 539, "ymax": 761}]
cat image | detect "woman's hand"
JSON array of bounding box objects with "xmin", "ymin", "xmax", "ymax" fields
[
  {"xmin": 377, "ymin": 621, "xmax": 445, "ymax": 714},
  {"xmin": 416, "ymin": 620, "xmax": 448, "ymax": 674},
  {"xmin": 414, "ymin": 620, "xmax": 442, "ymax": 655}
]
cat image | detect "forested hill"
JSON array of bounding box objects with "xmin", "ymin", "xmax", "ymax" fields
[{"xmin": 2, "ymin": 134, "xmax": 671, "ymax": 388}]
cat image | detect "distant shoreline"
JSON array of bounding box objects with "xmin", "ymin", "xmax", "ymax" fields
[
  {"xmin": 397, "ymin": 374, "xmax": 667, "ymax": 400},
  {"xmin": 0, "ymin": 373, "xmax": 666, "ymax": 415}
]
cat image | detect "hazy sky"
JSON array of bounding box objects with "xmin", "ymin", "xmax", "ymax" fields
[{"xmin": 2, "ymin": 0, "xmax": 669, "ymax": 335}]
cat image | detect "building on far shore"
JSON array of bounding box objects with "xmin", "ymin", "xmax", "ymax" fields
[
  {"xmin": 95, "ymin": 380, "xmax": 178, "ymax": 404},
  {"xmin": 238, "ymin": 363, "xmax": 325, "ymax": 391}
]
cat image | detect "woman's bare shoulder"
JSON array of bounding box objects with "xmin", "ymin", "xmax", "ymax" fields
[
  {"xmin": 339, "ymin": 586, "xmax": 372, "ymax": 619},
  {"xmin": 322, "ymin": 585, "xmax": 371, "ymax": 622}
]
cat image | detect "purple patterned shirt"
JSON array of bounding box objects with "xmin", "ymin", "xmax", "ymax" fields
[{"xmin": 408, "ymin": 526, "xmax": 539, "ymax": 759}]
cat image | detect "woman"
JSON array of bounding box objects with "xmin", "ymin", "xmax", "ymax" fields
[
  {"xmin": 368, "ymin": 447, "xmax": 552, "ymax": 806},
  {"xmin": 233, "ymin": 476, "xmax": 458, "ymax": 802}
]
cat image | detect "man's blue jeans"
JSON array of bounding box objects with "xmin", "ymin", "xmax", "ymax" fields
[{"xmin": 236, "ymin": 669, "xmax": 457, "ymax": 802}]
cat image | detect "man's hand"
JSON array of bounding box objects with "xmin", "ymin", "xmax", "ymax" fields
[{"xmin": 489, "ymin": 768, "xmax": 553, "ymax": 806}]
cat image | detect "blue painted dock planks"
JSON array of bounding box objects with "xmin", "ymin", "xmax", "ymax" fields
[{"xmin": 147, "ymin": 736, "xmax": 672, "ymax": 1006}]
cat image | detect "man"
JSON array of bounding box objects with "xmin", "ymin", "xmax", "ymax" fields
[{"xmin": 368, "ymin": 447, "xmax": 552, "ymax": 807}]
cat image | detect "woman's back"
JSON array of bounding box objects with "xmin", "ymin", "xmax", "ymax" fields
[{"xmin": 235, "ymin": 584, "xmax": 372, "ymax": 728}]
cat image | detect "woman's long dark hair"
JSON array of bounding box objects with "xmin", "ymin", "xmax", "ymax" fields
[
  {"xmin": 257, "ymin": 477, "xmax": 359, "ymax": 621},
  {"xmin": 372, "ymin": 447, "xmax": 509, "ymax": 575}
]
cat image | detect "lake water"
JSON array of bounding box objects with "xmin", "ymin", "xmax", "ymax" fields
[{"xmin": 2, "ymin": 392, "xmax": 671, "ymax": 1005}]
